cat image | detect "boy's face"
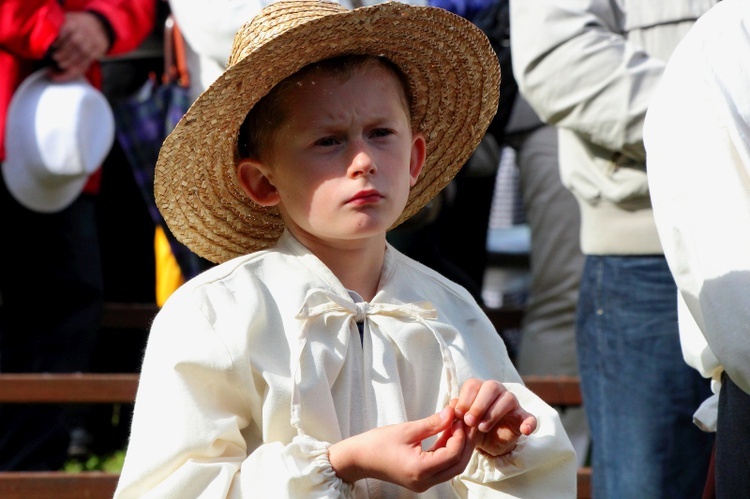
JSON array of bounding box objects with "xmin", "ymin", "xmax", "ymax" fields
[{"xmin": 237, "ymin": 63, "xmax": 425, "ymax": 251}]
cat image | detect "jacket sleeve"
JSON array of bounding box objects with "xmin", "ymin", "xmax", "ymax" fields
[
  {"xmin": 645, "ymin": 1, "xmax": 750, "ymax": 396},
  {"xmin": 0, "ymin": 1, "xmax": 155, "ymax": 59},
  {"xmin": 83, "ymin": 0, "xmax": 156, "ymax": 56},
  {"xmin": 114, "ymin": 289, "xmax": 353, "ymax": 498},
  {"xmin": 167, "ymin": 0, "xmax": 263, "ymax": 66},
  {"xmin": 0, "ymin": 0, "xmax": 64, "ymax": 58},
  {"xmin": 509, "ymin": 0, "xmax": 665, "ymax": 162}
]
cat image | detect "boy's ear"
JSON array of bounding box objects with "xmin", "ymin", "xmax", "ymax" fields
[
  {"xmin": 409, "ymin": 132, "xmax": 427, "ymax": 187},
  {"xmin": 236, "ymin": 158, "xmax": 280, "ymax": 206}
]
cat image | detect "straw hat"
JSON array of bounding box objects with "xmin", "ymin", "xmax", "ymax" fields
[
  {"xmin": 3, "ymin": 69, "xmax": 114, "ymax": 213},
  {"xmin": 156, "ymin": 0, "xmax": 500, "ymax": 263}
]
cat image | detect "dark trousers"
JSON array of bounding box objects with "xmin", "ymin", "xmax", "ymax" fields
[
  {"xmin": 0, "ymin": 174, "xmax": 103, "ymax": 470},
  {"xmin": 715, "ymin": 373, "xmax": 750, "ymax": 498}
]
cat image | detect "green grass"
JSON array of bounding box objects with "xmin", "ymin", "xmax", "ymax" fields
[{"xmin": 63, "ymin": 450, "xmax": 125, "ymax": 473}]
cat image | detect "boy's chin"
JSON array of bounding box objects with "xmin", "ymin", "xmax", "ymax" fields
[{"xmin": 289, "ymin": 225, "xmax": 389, "ymax": 245}]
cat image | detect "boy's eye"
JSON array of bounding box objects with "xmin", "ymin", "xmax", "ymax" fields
[
  {"xmin": 315, "ymin": 137, "xmax": 340, "ymax": 147},
  {"xmin": 371, "ymin": 128, "xmax": 393, "ymax": 138}
]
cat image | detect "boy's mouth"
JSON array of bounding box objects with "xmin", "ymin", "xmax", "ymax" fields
[{"xmin": 347, "ymin": 189, "xmax": 383, "ymax": 205}]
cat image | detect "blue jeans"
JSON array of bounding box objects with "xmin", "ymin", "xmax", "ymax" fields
[{"xmin": 577, "ymin": 256, "xmax": 714, "ymax": 499}]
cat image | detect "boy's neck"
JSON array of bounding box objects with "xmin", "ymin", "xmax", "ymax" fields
[{"xmin": 307, "ymin": 238, "xmax": 386, "ymax": 302}]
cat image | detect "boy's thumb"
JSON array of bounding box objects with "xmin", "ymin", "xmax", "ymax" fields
[{"xmin": 421, "ymin": 406, "xmax": 455, "ymax": 436}]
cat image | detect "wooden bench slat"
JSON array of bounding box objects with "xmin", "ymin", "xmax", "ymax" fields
[
  {"xmin": 0, "ymin": 468, "xmax": 592, "ymax": 499},
  {"xmin": 522, "ymin": 375, "xmax": 583, "ymax": 406},
  {"xmin": 0, "ymin": 472, "xmax": 119, "ymax": 499},
  {"xmin": 0, "ymin": 373, "xmax": 139, "ymax": 403},
  {"xmin": 483, "ymin": 305, "xmax": 525, "ymax": 331},
  {"xmin": 577, "ymin": 466, "xmax": 592, "ymax": 499},
  {"xmin": 101, "ymin": 302, "xmax": 159, "ymax": 330},
  {"xmin": 0, "ymin": 369, "xmax": 589, "ymax": 498},
  {"xmin": 0, "ymin": 374, "xmax": 582, "ymax": 407},
  {"xmin": 103, "ymin": 303, "xmax": 526, "ymax": 333}
]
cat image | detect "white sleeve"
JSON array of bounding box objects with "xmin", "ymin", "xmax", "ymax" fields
[
  {"xmin": 509, "ymin": 0, "xmax": 664, "ymax": 161},
  {"xmin": 114, "ymin": 292, "xmax": 353, "ymax": 498},
  {"xmin": 455, "ymin": 384, "xmax": 578, "ymax": 498},
  {"xmin": 645, "ymin": 0, "xmax": 750, "ymax": 395},
  {"xmin": 167, "ymin": 0, "xmax": 264, "ymax": 64}
]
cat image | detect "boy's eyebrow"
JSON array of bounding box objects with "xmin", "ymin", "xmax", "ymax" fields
[
  {"xmin": 298, "ymin": 119, "xmax": 405, "ymax": 140},
  {"xmin": 293, "ymin": 107, "xmax": 406, "ymax": 128}
]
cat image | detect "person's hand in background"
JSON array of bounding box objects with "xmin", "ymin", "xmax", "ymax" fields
[{"xmin": 49, "ymin": 11, "xmax": 110, "ymax": 81}]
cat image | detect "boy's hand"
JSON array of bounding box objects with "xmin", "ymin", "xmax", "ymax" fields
[
  {"xmin": 451, "ymin": 378, "xmax": 537, "ymax": 457},
  {"xmin": 328, "ymin": 406, "xmax": 477, "ymax": 492}
]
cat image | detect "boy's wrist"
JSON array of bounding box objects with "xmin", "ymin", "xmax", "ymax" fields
[{"xmin": 328, "ymin": 437, "xmax": 366, "ymax": 484}]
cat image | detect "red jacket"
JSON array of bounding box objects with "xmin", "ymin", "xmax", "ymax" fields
[{"xmin": 0, "ymin": 0, "xmax": 156, "ymax": 193}]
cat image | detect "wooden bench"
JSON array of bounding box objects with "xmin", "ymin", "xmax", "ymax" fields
[
  {"xmin": 100, "ymin": 301, "xmax": 159, "ymax": 330},
  {"xmin": 0, "ymin": 373, "xmax": 590, "ymax": 498},
  {"xmin": 0, "ymin": 303, "xmax": 591, "ymax": 498},
  {"xmin": 102, "ymin": 302, "xmax": 529, "ymax": 334}
]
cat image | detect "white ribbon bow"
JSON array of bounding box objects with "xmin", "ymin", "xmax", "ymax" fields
[{"xmin": 289, "ymin": 288, "xmax": 459, "ymax": 435}]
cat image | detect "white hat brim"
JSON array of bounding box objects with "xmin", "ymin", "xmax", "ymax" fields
[{"xmin": 2, "ymin": 69, "xmax": 114, "ymax": 213}]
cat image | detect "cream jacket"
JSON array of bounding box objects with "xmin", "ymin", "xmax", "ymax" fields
[
  {"xmin": 115, "ymin": 231, "xmax": 576, "ymax": 498},
  {"xmin": 510, "ymin": 0, "xmax": 717, "ymax": 254},
  {"xmin": 645, "ymin": 0, "xmax": 750, "ymax": 429}
]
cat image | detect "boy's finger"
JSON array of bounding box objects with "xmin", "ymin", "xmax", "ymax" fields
[
  {"xmin": 429, "ymin": 425, "xmax": 453, "ymax": 451},
  {"xmin": 461, "ymin": 381, "xmax": 505, "ymax": 428},
  {"xmin": 454, "ymin": 378, "xmax": 482, "ymax": 418},
  {"xmin": 520, "ymin": 413, "xmax": 538, "ymax": 435},
  {"xmin": 427, "ymin": 421, "xmax": 476, "ymax": 482},
  {"xmin": 475, "ymin": 390, "xmax": 519, "ymax": 432},
  {"xmin": 411, "ymin": 406, "xmax": 454, "ymax": 442}
]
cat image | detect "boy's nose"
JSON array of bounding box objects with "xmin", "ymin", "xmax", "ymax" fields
[{"xmin": 348, "ymin": 146, "xmax": 377, "ymax": 177}]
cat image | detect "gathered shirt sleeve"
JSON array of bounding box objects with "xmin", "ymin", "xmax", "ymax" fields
[
  {"xmin": 645, "ymin": 0, "xmax": 750, "ymax": 397},
  {"xmin": 114, "ymin": 277, "xmax": 354, "ymax": 498},
  {"xmin": 454, "ymin": 386, "xmax": 576, "ymax": 497}
]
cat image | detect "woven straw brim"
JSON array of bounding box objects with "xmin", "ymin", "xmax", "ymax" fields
[{"xmin": 155, "ymin": 0, "xmax": 500, "ymax": 264}]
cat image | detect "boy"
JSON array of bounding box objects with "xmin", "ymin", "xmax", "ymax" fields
[{"xmin": 115, "ymin": 1, "xmax": 576, "ymax": 497}]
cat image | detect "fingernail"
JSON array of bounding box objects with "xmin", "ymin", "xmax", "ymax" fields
[
  {"xmin": 464, "ymin": 413, "xmax": 476, "ymax": 426},
  {"xmin": 440, "ymin": 407, "xmax": 451, "ymax": 420}
]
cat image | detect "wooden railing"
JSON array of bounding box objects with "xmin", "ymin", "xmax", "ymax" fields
[{"xmin": 0, "ymin": 303, "xmax": 591, "ymax": 498}]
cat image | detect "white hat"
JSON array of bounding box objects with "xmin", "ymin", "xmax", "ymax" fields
[{"xmin": 2, "ymin": 69, "xmax": 115, "ymax": 213}]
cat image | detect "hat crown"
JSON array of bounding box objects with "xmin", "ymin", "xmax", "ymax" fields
[
  {"xmin": 31, "ymin": 83, "xmax": 114, "ymax": 183},
  {"xmin": 3, "ymin": 69, "xmax": 115, "ymax": 212},
  {"xmin": 155, "ymin": 0, "xmax": 500, "ymax": 263}
]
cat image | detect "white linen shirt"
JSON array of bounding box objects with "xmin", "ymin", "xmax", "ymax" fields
[
  {"xmin": 645, "ymin": 0, "xmax": 750, "ymax": 428},
  {"xmin": 115, "ymin": 230, "xmax": 576, "ymax": 498}
]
